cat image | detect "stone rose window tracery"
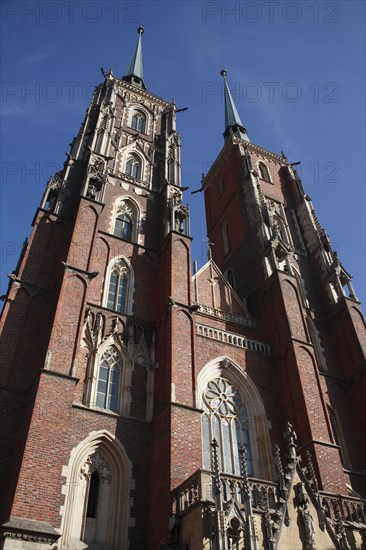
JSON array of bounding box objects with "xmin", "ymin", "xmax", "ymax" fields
[{"xmin": 202, "ymin": 377, "xmax": 252, "ymax": 475}]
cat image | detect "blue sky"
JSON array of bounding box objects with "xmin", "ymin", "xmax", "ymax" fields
[{"xmin": 1, "ymin": 1, "xmax": 365, "ymax": 306}]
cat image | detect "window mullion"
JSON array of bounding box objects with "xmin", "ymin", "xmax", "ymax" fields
[
  {"xmin": 115, "ymin": 272, "xmax": 121, "ymax": 311},
  {"xmin": 228, "ymin": 417, "xmax": 235, "ymax": 474}
]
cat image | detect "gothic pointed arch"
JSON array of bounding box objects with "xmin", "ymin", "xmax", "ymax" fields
[
  {"xmin": 327, "ymin": 404, "xmax": 351, "ymax": 469},
  {"xmin": 292, "ymin": 265, "xmax": 309, "ymax": 308},
  {"xmin": 60, "ymin": 430, "xmax": 133, "ymax": 550},
  {"xmin": 130, "ymin": 108, "xmax": 147, "ymax": 133},
  {"xmin": 197, "ymin": 357, "xmax": 273, "ymax": 480},
  {"xmin": 102, "ymin": 255, "xmax": 134, "ymax": 315},
  {"xmin": 110, "ymin": 195, "xmax": 140, "ymax": 242},
  {"xmin": 124, "ymin": 152, "xmax": 142, "ymax": 179},
  {"xmin": 306, "ymin": 315, "xmax": 328, "ymax": 372},
  {"xmin": 83, "ymin": 332, "xmax": 131, "ymax": 416},
  {"xmin": 258, "ymin": 161, "xmax": 271, "ymax": 183},
  {"xmin": 222, "ymin": 220, "xmax": 230, "ymax": 255}
]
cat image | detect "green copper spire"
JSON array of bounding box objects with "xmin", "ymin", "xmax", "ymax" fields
[
  {"xmin": 220, "ymin": 69, "xmax": 250, "ymax": 143},
  {"xmin": 123, "ymin": 27, "xmax": 145, "ymax": 89}
]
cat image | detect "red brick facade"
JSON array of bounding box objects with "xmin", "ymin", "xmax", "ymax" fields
[{"xmin": 1, "ymin": 42, "xmax": 365, "ymax": 550}]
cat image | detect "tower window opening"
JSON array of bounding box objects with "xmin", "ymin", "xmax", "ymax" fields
[
  {"xmin": 125, "ymin": 154, "xmax": 141, "ymax": 179},
  {"xmin": 115, "ymin": 213, "xmax": 132, "ymax": 240},
  {"xmin": 131, "ymin": 110, "xmax": 146, "ymax": 133},
  {"xmin": 86, "ymin": 471, "xmax": 99, "ymax": 518},
  {"xmin": 259, "ymin": 162, "xmax": 271, "ymax": 183},
  {"xmin": 222, "ymin": 221, "xmax": 231, "ymax": 255},
  {"xmin": 327, "ymin": 404, "xmax": 351, "ymax": 469},
  {"xmin": 107, "ymin": 260, "xmax": 129, "ymax": 313},
  {"xmin": 96, "ymin": 346, "xmax": 122, "ymax": 412}
]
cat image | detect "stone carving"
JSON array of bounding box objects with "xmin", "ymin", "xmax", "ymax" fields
[
  {"xmin": 297, "ymin": 482, "xmax": 309, "ymax": 507},
  {"xmin": 86, "ymin": 178, "xmax": 103, "ymax": 200},
  {"xmin": 80, "ymin": 450, "xmax": 112, "ymax": 484},
  {"xmin": 112, "ymin": 127, "xmax": 121, "ymax": 149},
  {"xmin": 80, "ymin": 456, "xmax": 94, "ymax": 480},
  {"xmin": 301, "ymin": 507, "xmax": 317, "ymax": 549},
  {"xmin": 3, "ymin": 532, "xmax": 58, "ymax": 544},
  {"xmin": 116, "ymin": 200, "xmax": 134, "ymax": 219},
  {"xmin": 195, "ymin": 303, "xmax": 255, "ymax": 328},
  {"xmin": 92, "ymin": 450, "xmax": 112, "ymax": 484},
  {"xmin": 83, "ymin": 308, "xmax": 105, "ymax": 349},
  {"xmin": 44, "ymin": 171, "xmax": 64, "ymax": 211},
  {"xmin": 168, "ymin": 191, "xmax": 189, "ymax": 233},
  {"xmin": 86, "ymin": 158, "xmax": 107, "ymax": 200},
  {"xmin": 89, "ymin": 158, "xmax": 105, "ymax": 177},
  {"xmin": 284, "ymin": 421, "xmax": 297, "ymax": 462}
]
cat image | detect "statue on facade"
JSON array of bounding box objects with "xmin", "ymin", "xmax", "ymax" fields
[{"xmin": 301, "ymin": 506, "xmax": 316, "ymax": 549}]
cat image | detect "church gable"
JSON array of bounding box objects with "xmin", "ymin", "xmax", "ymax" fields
[{"xmin": 193, "ymin": 260, "xmax": 255, "ymax": 328}]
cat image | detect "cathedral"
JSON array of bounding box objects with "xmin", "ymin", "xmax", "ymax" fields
[{"xmin": 1, "ymin": 27, "xmax": 365, "ymax": 550}]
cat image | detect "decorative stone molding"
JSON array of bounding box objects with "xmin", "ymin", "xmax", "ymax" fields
[
  {"xmin": 196, "ymin": 323, "xmax": 271, "ymax": 356},
  {"xmin": 1, "ymin": 516, "xmax": 60, "ymax": 546},
  {"xmin": 195, "ymin": 303, "xmax": 256, "ymax": 329}
]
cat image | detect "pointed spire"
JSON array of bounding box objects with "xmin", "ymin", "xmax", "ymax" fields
[
  {"xmin": 220, "ymin": 69, "xmax": 250, "ymax": 143},
  {"xmin": 123, "ymin": 27, "xmax": 145, "ymax": 89}
]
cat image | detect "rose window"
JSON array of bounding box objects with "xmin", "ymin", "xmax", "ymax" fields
[{"xmin": 204, "ymin": 378, "xmax": 243, "ymax": 417}]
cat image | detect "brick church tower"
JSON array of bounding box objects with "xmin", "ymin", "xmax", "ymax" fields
[{"xmin": 1, "ymin": 29, "xmax": 365, "ymax": 550}]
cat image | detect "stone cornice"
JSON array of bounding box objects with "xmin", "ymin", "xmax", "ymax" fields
[
  {"xmin": 202, "ymin": 138, "xmax": 289, "ymax": 190},
  {"xmin": 1, "ymin": 517, "xmax": 61, "ymax": 545},
  {"xmin": 245, "ymin": 140, "xmax": 289, "ymax": 163},
  {"xmin": 113, "ymin": 76, "xmax": 171, "ymax": 108}
]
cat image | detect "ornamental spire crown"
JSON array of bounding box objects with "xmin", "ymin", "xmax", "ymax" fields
[
  {"xmin": 123, "ymin": 27, "xmax": 145, "ymax": 89},
  {"xmin": 220, "ymin": 69, "xmax": 250, "ymax": 143}
]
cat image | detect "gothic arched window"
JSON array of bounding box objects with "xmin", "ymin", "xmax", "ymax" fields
[
  {"xmin": 259, "ymin": 162, "xmax": 271, "ymax": 183},
  {"xmin": 327, "ymin": 404, "xmax": 351, "ymax": 469},
  {"xmin": 96, "ymin": 346, "xmax": 122, "ymax": 412},
  {"xmin": 115, "ymin": 213, "xmax": 132, "ymax": 240},
  {"xmin": 113, "ymin": 199, "xmax": 139, "ymax": 242},
  {"xmin": 222, "ymin": 221, "xmax": 231, "ymax": 255},
  {"xmin": 107, "ymin": 259, "xmax": 129, "ymax": 313},
  {"xmin": 125, "ymin": 154, "xmax": 141, "ymax": 179},
  {"xmin": 306, "ymin": 316, "xmax": 327, "ymax": 372},
  {"xmin": 131, "ymin": 110, "xmax": 146, "ymax": 133},
  {"xmin": 202, "ymin": 377, "xmax": 252, "ymax": 475}
]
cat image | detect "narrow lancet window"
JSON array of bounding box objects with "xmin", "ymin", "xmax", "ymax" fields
[
  {"xmin": 115, "ymin": 213, "xmax": 132, "ymax": 240},
  {"xmin": 222, "ymin": 221, "xmax": 230, "ymax": 255},
  {"xmin": 125, "ymin": 154, "xmax": 141, "ymax": 179},
  {"xmin": 259, "ymin": 162, "xmax": 271, "ymax": 182},
  {"xmin": 96, "ymin": 346, "xmax": 122, "ymax": 412},
  {"xmin": 131, "ymin": 110, "xmax": 146, "ymax": 133},
  {"xmin": 107, "ymin": 260, "xmax": 129, "ymax": 313}
]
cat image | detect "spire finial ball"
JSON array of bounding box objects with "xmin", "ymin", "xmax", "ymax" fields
[
  {"xmin": 137, "ymin": 26, "xmax": 144, "ymax": 35},
  {"xmin": 220, "ymin": 69, "xmax": 227, "ymax": 78}
]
